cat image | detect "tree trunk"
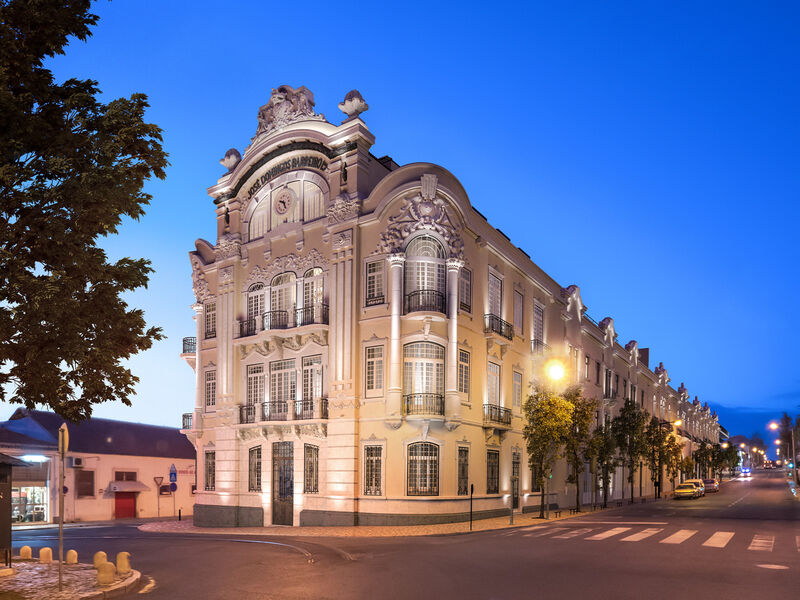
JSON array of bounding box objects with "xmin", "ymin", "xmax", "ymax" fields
[
  {"xmin": 539, "ymin": 479, "xmax": 545, "ymax": 518},
  {"xmin": 575, "ymin": 464, "xmax": 581, "ymax": 512}
]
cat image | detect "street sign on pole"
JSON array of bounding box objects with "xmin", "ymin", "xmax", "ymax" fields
[
  {"xmin": 169, "ymin": 464, "xmax": 177, "ymax": 483},
  {"xmin": 154, "ymin": 477, "xmax": 163, "ymax": 518}
]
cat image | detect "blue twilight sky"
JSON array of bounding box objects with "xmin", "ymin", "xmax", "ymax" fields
[{"xmin": 9, "ymin": 0, "xmax": 800, "ymax": 453}]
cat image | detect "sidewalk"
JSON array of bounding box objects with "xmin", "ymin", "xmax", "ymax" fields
[
  {"xmin": 13, "ymin": 515, "xmax": 181, "ymax": 531},
  {"xmin": 139, "ymin": 508, "xmax": 610, "ymax": 538}
]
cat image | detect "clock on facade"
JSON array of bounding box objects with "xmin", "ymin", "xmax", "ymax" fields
[{"xmin": 274, "ymin": 188, "xmax": 294, "ymax": 214}]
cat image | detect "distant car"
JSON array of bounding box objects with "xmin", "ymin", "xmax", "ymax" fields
[
  {"xmin": 702, "ymin": 478, "xmax": 719, "ymax": 492},
  {"xmin": 684, "ymin": 479, "xmax": 706, "ymax": 496},
  {"xmin": 674, "ymin": 483, "xmax": 699, "ymax": 499},
  {"xmin": 742, "ymin": 467, "xmax": 751, "ymax": 476}
]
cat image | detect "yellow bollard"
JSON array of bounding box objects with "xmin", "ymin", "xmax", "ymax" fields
[
  {"xmin": 96, "ymin": 561, "xmax": 116, "ymax": 586},
  {"xmin": 38, "ymin": 547, "xmax": 52, "ymax": 564},
  {"xmin": 66, "ymin": 549, "xmax": 78, "ymax": 564},
  {"xmin": 19, "ymin": 546, "xmax": 31, "ymax": 559},
  {"xmin": 93, "ymin": 551, "xmax": 107, "ymax": 569},
  {"xmin": 116, "ymin": 552, "xmax": 132, "ymax": 576}
]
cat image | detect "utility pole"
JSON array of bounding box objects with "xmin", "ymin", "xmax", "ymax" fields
[{"xmin": 57, "ymin": 424, "xmax": 69, "ymax": 593}]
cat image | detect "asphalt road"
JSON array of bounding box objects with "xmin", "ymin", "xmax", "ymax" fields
[{"xmin": 12, "ymin": 470, "xmax": 800, "ymax": 599}]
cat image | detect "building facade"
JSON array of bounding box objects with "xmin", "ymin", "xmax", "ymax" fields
[
  {"xmin": 183, "ymin": 85, "xmax": 720, "ymax": 527},
  {"xmin": 0, "ymin": 410, "xmax": 195, "ymax": 523}
]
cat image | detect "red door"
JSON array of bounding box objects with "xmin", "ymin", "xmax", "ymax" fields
[{"xmin": 114, "ymin": 492, "xmax": 136, "ymax": 519}]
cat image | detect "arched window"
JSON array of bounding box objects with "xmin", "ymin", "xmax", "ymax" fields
[
  {"xmin": 303, "ymin": 181, "xmax": 324, "ymax": 221},
  {"xmin": 267, "ymin": 273, "xmax": 295, "ymax": 329},
  {"xmin": 298, "ymin": 267, "xmax": 325, "ymax": 326},
  {"xmin": 247, "ymin": 176, "xmax": 327, "ymax": 240},
  {"xmin": 403, "ymin": 342, "xmax": 445, "ymax": 416},
  {"xmin": 404, "ymin": 235, "xmax": 446, "ymax": 313},
  {"xmin": 249, "ymin": 200, "xmax": 270, "ymax": 241},
  {"xmin": 408, "ymin": 442, "xmax": 439, "ymax": 496},
  {"xmin": 247, "ymin": 283, "xmax": 265, "ymax": 321}
]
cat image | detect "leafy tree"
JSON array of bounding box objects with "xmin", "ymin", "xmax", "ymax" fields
[
  {"xmin": 722, "ymin": 444, "xmax": 740, "ymax": 476},
  {"xmin": 680, "ymin": 456, "xmax": 695, "ymax": 479},
  {"xmin": 709, "ymin": 444, "xmax": 726, "ymax": 480},
  {"xmin": 644, "ymin": 416, "xmax": 670, "ymax": 498},
  {"xmin": 589, "ymin": 421, "xmax": 617, "ymax": 508},
  {"xmin": 665, "ymin": 436, "xmax": 683, "ymax": 490},
  {"xmin": 563, "ymin": 387, "xmax": 597, "ymax": 511},
  {"xmin": 611, "ymin": 399, "xmax": 649, "ymax": 501},
  {"xmin": 0, "ymin": 0, "xmax": 167, "ymax": 420},
  {"xmin": 693, "ymin": 441, "xmax": 711, "ymax": 478},
  {"xmin": 523, "ymin": 386, "xmax": 573, "ymax": 518}
]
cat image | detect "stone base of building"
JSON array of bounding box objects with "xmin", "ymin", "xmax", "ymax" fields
[
  {"xmin": 521, "ymin": 503, "xmax": 559, "ymax": 515},
  {"xmin": 299, "ymin": 507, "xmax": 513, "ymax": 526},
  {"xmin": 193, "ymin": 504, "xmax": 264, "ymax": 527}
]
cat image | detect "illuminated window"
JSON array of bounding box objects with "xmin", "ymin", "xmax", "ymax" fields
[
  {"xmin": 366, "ymin": 260, "xmax": 385, "ymax": 306},
  {"xmin": 458, "ymin": 350, "xmax": 470, "ymax": 395},
  {"xmin": 248, "ymin": 446, "xmax": 261, "ymax": 492},
  {"xmin": 408, "ymin": 442, "xmax": 439, "ymax": 496},
  {"xmin": 458, "ymin": 447, "xmax": 469, "ymax": 496},
  {"xmin": 205, "ymin": 370, "xmax": 216, "ymax": 408},
  {"xmin": 304, "ymin": 444, "xmax": 319, "ymax": 493},
  {"xmin": 366, "ymin": 346, "xmax": 384, "ymax": 393},
  {"xmin": 487, "ymin": 450, "xmax": 500, "ymax": 494},
  {"xmin": 364, "ymin": 446, "xmax": 382, "ymax": 496}
]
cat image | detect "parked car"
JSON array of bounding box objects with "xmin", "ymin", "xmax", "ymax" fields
[
  {"xmin": 702, "ymin": 478, "xmax": 719, "ymax": 492},
  {"xmin": 684, "ymin": 479, "xmax": 706, "ymax": 496},
  {"xmin": 674, "ymin": 483, "xmax": 699, "ymax": 499}
]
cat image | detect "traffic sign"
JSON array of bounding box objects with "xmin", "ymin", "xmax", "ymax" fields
[
  {"xmin": 169, "ymin": 464, "xmax": 177, "ymax": 483},
  {"xmin": 169, "ymin": 482, "xmax": 177, "ymax": 492}
]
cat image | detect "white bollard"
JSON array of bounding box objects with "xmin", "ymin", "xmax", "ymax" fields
[
  {"xmin": 96, "ymin": 561, "xmax": 116, "ymax": 586},
  {"xmin": 38, "ymin": 547, "xmax": 52, "ymax": 564},
  {"xmin": 66, "ymin": 549, "xmax": 78, "ymax": 564},
  {"xmin": 116, "ymin": 552, "xmax": 131, "ymax": 576},
  {"xmin": 93, "ymin": 551, "xmax": 107, "ymax": 569}
]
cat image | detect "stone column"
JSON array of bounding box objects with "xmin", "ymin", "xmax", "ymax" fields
[
  {"xmin": 387, "ymin": 254, "xmax": 405, "ymax": 421},
  {"xmin": 445, "ymin": 258, "xmax": 464, "ymax": 427}
]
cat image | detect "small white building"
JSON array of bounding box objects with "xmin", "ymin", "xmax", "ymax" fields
[{"xmin": 0, "ymin": 409, "xmax": 196, "ymax": 523}]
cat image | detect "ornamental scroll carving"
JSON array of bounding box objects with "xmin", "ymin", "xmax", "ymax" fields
[
  {"xmin": 375, "ymin": 176, "xmax": 464, "ymax": 259},
  {"xmin": 245, "ymin": 248, "xmax": 329, "ymax": 288},
  {"xmin": 327, "ymin": 194, "xmax": 360, "ymax": 224},
  {"xmin": 215, "ymin": 233, "xmax": 243, "ymax": 260},
  {"xmin": 191, "ymin": 256, "xmax": 211, "ymax": 302}
]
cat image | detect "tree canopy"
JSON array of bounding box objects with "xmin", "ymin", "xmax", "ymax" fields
[{"xmin": 0, "ymin": 0, "xmax": 167, "ymax": 420}]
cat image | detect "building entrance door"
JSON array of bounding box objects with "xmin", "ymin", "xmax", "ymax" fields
[
  {"xmin": 114, "ymin": 492, "xmax": 136, "ymax": 519},
  {"xmin": 512, "ymin": 453, "xmax": 520, "ymax": 509},
  {"xmin": 272, "ymin": 442, "xmax": 293, "ymax": 525}
]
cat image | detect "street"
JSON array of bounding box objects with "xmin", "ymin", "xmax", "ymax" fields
[{"xmin": 12, "ymin": 470, "xmax": 799, "ymax": 599}]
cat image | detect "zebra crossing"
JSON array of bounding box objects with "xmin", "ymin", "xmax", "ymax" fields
[{"xmin": 501, "ymin": 523, "xmax": 800, "ymax": 553}]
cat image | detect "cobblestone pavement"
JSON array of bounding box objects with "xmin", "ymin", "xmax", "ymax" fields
[
  {"xmin": 138, "ymin": 507, "xmax": 605, "ymax": 538},
  {"xmin": 0, "ymin": 561, "xmax": 131, "ymax": 600}
]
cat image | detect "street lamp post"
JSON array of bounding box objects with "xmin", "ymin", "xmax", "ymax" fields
[{"xmin": 769, "ymin": 421, "xmax": 797, "ymax": 484}]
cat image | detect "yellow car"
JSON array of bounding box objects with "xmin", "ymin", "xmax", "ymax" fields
[{"xmin": 674, "ymin": 483, "xmax": 699, "ymax": 499}]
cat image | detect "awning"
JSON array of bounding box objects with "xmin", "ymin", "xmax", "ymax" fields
[{"xmin": 106, "ymin": 480, "xmax": 150, "ymax": 493}]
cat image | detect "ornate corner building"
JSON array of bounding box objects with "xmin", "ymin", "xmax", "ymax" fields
[{"xmin": 181, "ymin": 85, "xmax": 721, "ymax": 527}]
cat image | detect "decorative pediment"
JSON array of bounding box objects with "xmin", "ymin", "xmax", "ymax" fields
[
  {"xmin": 561, "ymin": 285, "xmax": 584, "ymax": 322},
  {"xmin": 215, "ymin": 232, "xmax": 243, "ymax": 260},
  {"xmin": 375, "ymin": 178, "xmax": 464, "ymax": 259},
  {"xmin": 327, "ymin": 194, "xmax": 359, "ymax": 224},
  {"xmin": 191, "ymin": 255, "xmax": 212, "ymax": 302},
  {"xmin": 625, "ymin": 340, "xmax": 639, "ymax": 363},
  {"xmin": 599, "ymin": 317, "xmax": 616, "ymax": 345},
  {"xmin": 246, "ymin": 248, "xmax": 328, "ymax": 288},
  {"xmin": 251, "ymin": 85, "xmax": 326, "ymax": 144}
]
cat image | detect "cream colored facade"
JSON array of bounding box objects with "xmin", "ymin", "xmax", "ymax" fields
[{"xmin": 183, "ymin": 85, "xmax": 720, "ymax": 527}]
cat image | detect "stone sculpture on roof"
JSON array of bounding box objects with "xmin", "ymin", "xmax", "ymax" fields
[{"xmin": 253, "ymin": 85, "xmax": 326, "ymax": 141}]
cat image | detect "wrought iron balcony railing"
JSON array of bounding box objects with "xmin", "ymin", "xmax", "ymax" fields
[
  {"xmin": 239, "ymin": 403, "xmax": 258, "ymax": 424},
  {"xmin": 296, "ymin": 304, "xmax": 329, "ymax": 327},
  {"xmin": 239, "ymin": 317, "xmax": 258, "ymax": 338},
  {"xmin": 404, "ymin": 393, "xmax": 445, "ymax": 416},
  {"xmin": 365, "ymin": 294, "xmax": 385, "ymax": 307},
  {"xmin": 182, "ymin": 413, "xmax": 193, "ymax": 429},
  {"xmin": 294, "ymin": 398, "xmax": 329, "ymax": 420},
  {"xmin": 182, "ymin": 337, "xmax": 196, "ymax": 353},
  {"xmin": 531, "ymin": 338, "xmax": 550, "ymax": 356},
  {"xmin": 404, "ymin": 289, "xmax": 446, "ymax": 314},
  {"xmin": 204, "ymin": 329, "xmax": 216, "ymax": 340},
  {"xmin": 263, "ymin": 310, "xmax": 289, "ymax": 331},
  {"xmin": 483, "ymin": 403, "xmax": 512, "ymax": 426},
  {"xmin": 484, "ymin": 314, "xmax": 514, "ymax": 341},
  {"xmin": 262, "ymin": 401, "xmax": 289, "ymax": 421}
]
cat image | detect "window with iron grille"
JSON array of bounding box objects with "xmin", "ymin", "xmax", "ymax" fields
[
  {"xmin": 76, "ymin": 470, "xmax": 94, "ymax": 497},
  {"xmin": 248, "ymin": 446, "xmax": 261, "ymax": 492},
  {"xmin": 114, "ymin": 471, "xmax": 137, "ymax": 481},
  {"xmin": 205, "ymin": 370, "xmax": 216, "ymax": 408},
  {"xmin": 366, "ymin": 260, "xmax": 384, "ymax": 305},
  {"xmin": 304, "ymin": 444, "xmax": 319, "ymax": 493},
  {"xmin": 513, "ymin": 371, "xmax": 522, "ymax": 409},
  {"xmin": 487, "ymin": 363, "xmax": 501, "ymax": 406},
  {"xmin": 513, "ymin": 290, "xmax": 523, "ymax": 335},
  {"xmin": 459, "ymin": 268, "xmax": 472, "ymax": 312},
  {"xmin": 408, "ymin": 442, "xmax": 439, "ymax": 496},
  {"xmin": 458, "ymin": 350, "xmax": 470, "ymax": 395},
  {"xmin": 204, "ymin": 451, "xmax": 215, "ymax": 491},
  {"xmin": 204, "ymin": 302, "xmax": 216, "ymax": 339},
  {"xmin": 486, "ymin": 450, "xmax": 500, "ymax": 494},
  {"xmin": 366, "ymin": 346, "xmax": 384, "ymax": 393},
  {"xmin": 364, "ymin": 446, "xmax": 382, "ymax": 496},
  {"xmin": 246, "ymin": 364, "xmax": 264, "ymax": 406},
  {"xmin": 457, "ymin": 447, "xmax": 469, "ymax": 496}
]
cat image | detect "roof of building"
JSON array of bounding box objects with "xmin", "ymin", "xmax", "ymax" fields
[{"xmin": 3, "ymin": 409, "xmax": 195, "ymax": 459}]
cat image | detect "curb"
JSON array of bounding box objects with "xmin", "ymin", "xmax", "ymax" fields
[{"xmin": 79, "ymin": 569, "xmax": 141, "ymax": 600}]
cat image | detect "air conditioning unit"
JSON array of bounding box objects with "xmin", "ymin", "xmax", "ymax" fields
[{"xmin": 67, "ymin": 457, "xmax": 84, "ymax": 468}]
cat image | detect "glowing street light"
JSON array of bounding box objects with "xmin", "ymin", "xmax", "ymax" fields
[
  {"xmin": 721, "ymin": 442, "xmax": 729, "ymax": 449},
  {"xmin": 768, "ymin": 422, "xmax": 779, "ymax": 431},
  {"xmin": 545, "ymin": 359, "xmax": 565, "ymax": 382},
  {"xmin": 775, "ymin": 439, "xmax": 781, "ymax": 445},
  {"xmin": 673, "ymin": 419, "xmax": 682, "ymax": 427},
  {"xmin": 739, "ymin": 443, "xmax": 746, "ymax": 449}
]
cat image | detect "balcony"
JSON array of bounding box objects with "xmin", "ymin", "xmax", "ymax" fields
[
  {"xmin": 484, "ymin": 314, "xmax": 513, "ymax": 341},
  {"xmin": 483, "ymin": 403, "xmax": 512, "ymax": 427},
  {"xmin": 182, "ymin": 337, "xmax": 196, "ymax": 353},
  {"xmin": 263, "ymin": 310, "xmax": 289, "ymax": 331},
  {"xmin": 531, "ymin": 338, "xmax": 550, "ymax": 356},
  {"xmin": 294, "ymin": 398, "xmax": 329, "ymax": 420},
  {"xmin": 182, "ymin": 413, "xmax": 193, "ymax": 429},
  {"xmin": 296, "ymin": 304, "xmax": 329, "ymax": 327},
  {"xmin": 365, "ymin": 294, "xmax": 385, "ymax": 307},
  {"xmin": 404, "ymin": 393, "xmax": 445, "ymax": 417},
  {"xmin": 239, "ymin": 318, "xmax": 258, "ymax": 338},
  {"xmin": 404, "ymin": 290, "xmax": 446, "ymax": 315}
]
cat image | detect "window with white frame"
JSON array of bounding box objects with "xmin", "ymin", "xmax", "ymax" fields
[
  {"xmin": 487, "ymin": 362, "xmax": 501, "ymax": 406},
  {"xmin": 407, "ymin": 442, "xmax": 439, "ymax": 496},
  {"xmin": 268, "ymin": 359, "xmax": 295, "ymax": 419},
  {"xmin": 269, "ymin": 273, "xmax": 295, "ymax": 328},
  {"xmin": 204, "ymin": 302, "xmax": 216, "ymax": 339},
  {"xmin": 458, "ymin": 447, "xmax": 469, "ymax": 496},
  {"xmin": 301, "ymin": 268, "xmax": 324, "ymax": 323},
  {"xmin": 403, "ymin": 342, "xmax": 445, "ymax": 401},
  {"xmin": 513, "ymin": 290, "xmax": 523, "ymax": 335},
  {"xmin": 405, "ymin": 236, "xmax": 446, "ymax": 296},
  {"xmin": 204, "ymin": 451, "xmax": 215, "ymax": 491},
  {"xmin": 459, "ymin": 268, "xmax": 472, "ymax": 312},
  {"xmin": 533, "ymin": 303, "xmax": 544, "ymax": 344},
  {"xmin": 204, "ymin": 370, "xmax": 216, "ymax": 408},
  {"xmin": 304, "ymin": 444, "xmax": 319, "ymax": 493},
  {"xmin": 247, "ymin": 283, "xmax": 265, "ymax": 321},
  {"xmin": 246, "ymin": 364, "xmax": 264, "ymax": 406},
  {"xmin": 486, "ymin": 450, "xmax": 500, "ymax": 494},
  {"xmin": 458, "ymin": 350, "xmax": 470, "ymax": 395},
  {"xmin": 365, "ymin": 260, "xmax": 385, "ymax": 306},
  {"xmin": 365, "ymin": 346, "xmax": 384, "ymax": 394},
  {"xmin": 248, "ymin": 446, "xmax": 261, "ymax": 492},
  {"xmin": 488, "ymin": 273, "xmax": 502, "ymax": 316},
  {"xmin": 513, "ymin": 371, "xmax": 522, "ymax": 409},
  {"xmin": 300, "ymin": 355, "xmax": 322, "ymax": 417},
  {"xmin": 364, "ymin": 446, "xmax": 382, "ymax": 496}
]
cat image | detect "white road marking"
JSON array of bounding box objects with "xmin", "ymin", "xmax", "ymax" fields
[
  {"xmin": 621, "ymin": 528, "xmax": 663, "ymax": 542},
  {"xmin": 660, "ymin": 529, "xmax": 697, "ymax": 545},
  {"xmin": 756, "ymin": 564, "xmax": 789, "ymax": 570},
  {"xmin": 728, "ymin": 493, "xmax": 750, "ymax": 507},
  {"xmin": 528, "ymin": 528, "xmax": 568, "ymax": 537},
  {"xmin": 587, "ymin": 527, "xmax": 631, "ymax": 540},
  {"xmin": 748, "ymin": 535, "xmax": 774, "ymax": 552},
  {"xmin": 553, "ymin": 528, "xmax": 594, "ymax": 539},
  {"xmin": 564, "ymin": 521, "xmax": 667, "ymax": 525},
  {"xmin": 702, "ymin": 531, "xmax": 735, "ymax": 548}
]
